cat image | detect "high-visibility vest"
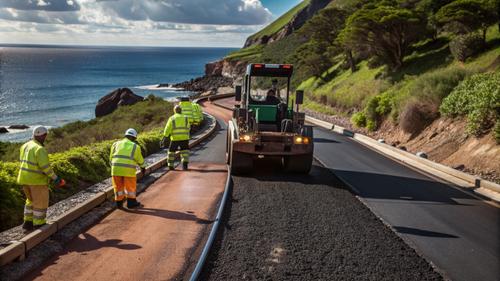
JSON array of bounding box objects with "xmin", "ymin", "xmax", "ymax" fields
[
  {"xmin": 163, "ymin": 113, "xmax": 190, "ymax": 141},
  {"xmin": 179, "ymin": 101, "xmax": 194, "ymax": 123},
  {"xmin": 110, "ymin": 138, "xmax": 145, "ymax": 177},
  {"xmin": 17, "ymin": 140, "xmax": 56, "ymax": 186},
  {"xmin": 192, "ymin": 103, "xmax": 203, "ymax": 125}
]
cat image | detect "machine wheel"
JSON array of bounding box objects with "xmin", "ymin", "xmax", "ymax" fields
[
  {"xmin": 283, "ymin": 153, "xmax": 313, "ymax": 174},
  {"xmin": 230, "ymin": 145, "xmax": 253, "ymax": 175}
]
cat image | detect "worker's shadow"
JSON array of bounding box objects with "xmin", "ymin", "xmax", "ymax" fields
[
  {"xmin": 122, "ymin": 207, "xmax": 213, "ymax": 224},
  {"xmin": 71, "ymin": 233, "xmax": 142, "ymax": 253}
]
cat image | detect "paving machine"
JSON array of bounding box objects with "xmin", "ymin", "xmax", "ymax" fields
[{"xmin": 226, "ymin": 63, "xmax": 314, "ymax": 174}]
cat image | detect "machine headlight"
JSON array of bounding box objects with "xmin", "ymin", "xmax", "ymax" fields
[
  {"xmin": 294, "ymin": 136, "xmax": 310, "ymax": 144},
  {"xmin": 240, "ymin": 134, "xmax": 252, "ymax": 142}
]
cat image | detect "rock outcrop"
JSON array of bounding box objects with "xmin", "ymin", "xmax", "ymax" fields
[
  {"xmin": 0, "ymin": 127, "xmax": 8, "ymax": 134},
  {"xmin": 205, "ymin": 60, "xmax": 247, "ymax": 78},
  {"xmin": 8, "ymin": 125, "xmax": 29, "ymax": 130},
  {"xmin": 243, "ymin": 0, "xmax": 330, "ymax": 48},
  {"xmin": 174, "ymin": 75, "xmax": 233, "ymax": 93},
  {"xmin": 95, "ymin": 88, "xmax": 144, "ymax": 117}
]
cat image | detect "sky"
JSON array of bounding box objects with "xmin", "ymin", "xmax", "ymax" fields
[{"xmin": 0, "ymin": 0, "xmax": 302, "ymax": 47}]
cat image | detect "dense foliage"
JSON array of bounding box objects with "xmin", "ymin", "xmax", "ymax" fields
[
  {"xmin": 440, "ymin": 72, "xmax": 500, "ymax": 139},
  {"xmin": 339, "ymin": 1, "xmax": 428, "ymax": 70}
]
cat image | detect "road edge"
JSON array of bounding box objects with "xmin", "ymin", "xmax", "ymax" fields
[{"xmin": 306, "ymin": 115, "xmax": 500, "ymax": 204}]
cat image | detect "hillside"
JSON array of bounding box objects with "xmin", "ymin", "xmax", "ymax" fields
[{"xmin": 212, "ymin": 0, "xmax": 500, "ymax": 180}]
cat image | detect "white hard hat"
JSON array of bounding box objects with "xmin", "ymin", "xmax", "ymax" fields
[
  {"xmin": 125, "ymin": 128, "xmax": 138, "ymax": 138},
  {"xmin": 33, "ymin": 126, "xmax": 48, "ymax": 137}
]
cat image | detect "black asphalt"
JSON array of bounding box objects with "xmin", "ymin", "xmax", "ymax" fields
[
  {"xmin": 201, "ymin": 160, "xmax": 442, "ymax": 280},
  {"xmin": 312, "ymin": 126, "xmax": 500, "ymax": 281}
]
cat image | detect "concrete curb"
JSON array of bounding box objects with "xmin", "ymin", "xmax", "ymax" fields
[
  {"xmin": 305, "ymin": 115, "xmax": 500, "ymax": 203},
  {"xmin": 0, "ymin": 113, "xmax": 218, "ymax": 267}
]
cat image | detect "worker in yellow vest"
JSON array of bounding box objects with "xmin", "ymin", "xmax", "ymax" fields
[
  {"xmin": 179, "ymin": 97, "xmax": 194, "ymax": 125},
  {"xmin": 192, "ymin": 102, "xmax": 203, "ymax": 127},
  {"xmin": 163, "ymin": 105, "xmax": 191, "ymax": 170},
  {"xmin": 110, "ymin": 128, "xmax": 146, "ymax": 209},
  {"xmin": 17, "ymin": 126, "xmax": 65, "ymax": 231}
]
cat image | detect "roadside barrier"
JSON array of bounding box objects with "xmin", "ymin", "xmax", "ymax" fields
[{"xmin": 305, "ymin": 115, "xmax": 500, "ymax": 203}]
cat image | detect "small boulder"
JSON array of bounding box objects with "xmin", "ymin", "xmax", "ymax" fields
[
  {"xmin": 8, "ymin": 124, "xmax": 29, "ymax": 130},
  {"xmin": 453, "ymin": 164, "xmax": 465, "ymax": 171},
  {"xmin": 95, "ymin": 88, "xmax": 143, "ymax": 117},
  {"xmin": 416, "ymin": 152, "xmax": 428, "ymax": 159},
  {"xmin": 0, "ymin": 127, "xmax": 9, "ymax": 134}
]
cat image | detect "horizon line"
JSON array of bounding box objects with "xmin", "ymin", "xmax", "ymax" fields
[{"xmin": 0, "ymin": 42, "xmax": 241, "ymax": 49}]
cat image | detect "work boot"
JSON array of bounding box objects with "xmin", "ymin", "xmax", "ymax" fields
[
  {"xmin": 182, "ymin": 162, "xmax": 188, "ymax": 170},
  {"xmin": 22, "ymin": 221, "xmax": 33, "ymax": 232},
  {"xmin": 115, "ymin": 200, "xmax": 124, "ymax": 209},
  {"xmin": 33, "ymin": 223, "xmax": 46, "ymax": 229},
  {"xmin": 127, "ymin": 198, "xmax": 143, "ymax": 209}
]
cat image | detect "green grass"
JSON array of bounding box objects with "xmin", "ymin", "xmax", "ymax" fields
[
  {"xmin": 0, "ymin": 95, "xmax": 173, "ymax": 162},
  {"xmin": 225, "ymin": 44, "xmax": 264, "ymax": 61},
  {"xmin": 226, "ymin": 0, "xmax": 310, "ymax": 61},
  {"xmin": 248, "ymin": 0, "xmax": 310, "ymax": 41},
  {"xmin": 300, "ymin": 25, "xmax": 500, "ymax": 133}
]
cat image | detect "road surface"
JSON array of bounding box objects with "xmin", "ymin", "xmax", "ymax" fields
[{"xmin": 211, "ymin": 96, "xmax": 500, "ymax": 281}]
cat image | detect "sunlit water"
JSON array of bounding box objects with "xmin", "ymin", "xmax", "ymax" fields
[{"xmin": 0, "ymin": 45, "xmax": 234, "ymax": 142}]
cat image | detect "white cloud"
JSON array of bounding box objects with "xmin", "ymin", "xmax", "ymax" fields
[
  {"xmin": 97, "ymin": 0, "xmax": 272, "ymax": 25},
  {"xmin": 0, "ymin": 0, "xmax": 273, "ymax": 47},
  {"xmin": 0, "ymin": 0, "xmax": 80, "ymax": 11}
]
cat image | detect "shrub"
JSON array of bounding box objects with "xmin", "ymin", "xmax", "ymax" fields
[
  {"xmin": 449, "ymin": 33, "xmax": 484, "ymax": 62},
  {"xmin": 400, "ymin": 100, "xmax": 439, "ymax": 135},
  {"xmin": 440, "ymin": 72, "xmax": 500, "ymax": 136},
  {"xmin": 409, "ymin": 67, "xmax": 470, "ymax": 102},
  {"xmin": 495, "ymin": 121, "xmax": 500, "ymax": 143},
  {"xmin": 366, "ymin": 120, "xmax": 377, "ymax": 131},
  {"xmin": 351, "ymin": 111, "xmax": 367, "ymax": 128},
  {"xmin": 0, "ymin": 162, "xmax": 24, "ymax": 231}
]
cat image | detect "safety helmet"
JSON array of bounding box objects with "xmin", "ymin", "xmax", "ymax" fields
[
  {"xmin": 33, "ymin": 126, "xmax": 48, "ymax": 137},
  {"xmin": 125, "ymin": 128, "xmax": 138, "ymax": 138}
]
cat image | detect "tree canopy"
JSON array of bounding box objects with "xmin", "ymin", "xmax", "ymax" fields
[{"xmin": 339, "ymin": 1, "xmax": 428, "ymax": 70}]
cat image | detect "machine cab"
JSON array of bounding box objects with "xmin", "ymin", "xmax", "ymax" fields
[{"xmin": 235, "ymin": 63, "xmax": 304, "ymax": 133}]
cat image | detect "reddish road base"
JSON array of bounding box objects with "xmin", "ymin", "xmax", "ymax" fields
[{"xmin": 25, "ymin": 163, "xmax": 227, "ymax": 281}]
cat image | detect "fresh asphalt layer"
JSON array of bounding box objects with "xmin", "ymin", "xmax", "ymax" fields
[
  {"xmin": 200, "ymin": 101, "xmax": 443, "ymax": 280},
  {"xmin": 312, "ymin": 126, "xmax": 500, "ymax": 281}
]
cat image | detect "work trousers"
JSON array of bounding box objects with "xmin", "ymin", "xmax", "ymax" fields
[
  {"xmin": 23, "ymin": 185, "xmax": 49, "ymax": 226},
  {"xmin": 112, "ymin": 176, "xmax": 137, "ymax": 202},
  {"xmin": 167, "ymin": 140, "xmax": 189, "ymax": 168}
]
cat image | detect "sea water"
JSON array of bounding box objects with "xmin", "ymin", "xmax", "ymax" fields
[{"xmin": 0, "ymin": 45, "xmax": 234, "ymax": 142}]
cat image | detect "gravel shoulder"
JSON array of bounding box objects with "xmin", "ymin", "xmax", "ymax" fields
[{"xmin": 201, "ymin": 160, "xmax": 443, "ymax": 280}]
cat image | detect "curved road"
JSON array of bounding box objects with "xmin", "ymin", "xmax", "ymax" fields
[{"xmin": 210, "ymin": 97, "xmax": 499, "ymax": 281}]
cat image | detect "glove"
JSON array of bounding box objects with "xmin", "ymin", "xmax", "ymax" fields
[
  {"xmin": 141, "ymin": 167, "xmax": 146, "ymax": 175},
  {"xmin": 53, "ymin": 176, "xmax": 66, "ymax": 188},
  {"xmin": 160, "ymin": 136, "xmax": 168, "ymax": 148}
]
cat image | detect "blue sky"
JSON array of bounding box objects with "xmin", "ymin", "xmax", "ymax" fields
[
  {"xmin": 0, "ymin": 0, "xmax": 302, "ymax": 47},
  {"xmin": 262, "ymin": 0, "xmax": 302, "ymax": 16}
]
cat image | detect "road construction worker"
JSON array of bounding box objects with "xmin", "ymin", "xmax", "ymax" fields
[
  {"xmin": 163, "ymin": 105, "xmax": 190, "ymax": 170},
  {"xmin": 179, "ymin": 97, "xmax": 194, "ymax": 125},
  {"xmin": 17, "ymin": 126, "xmax": 65, "ymax": 231},
  {"xmin": 192, "ymin": 102, "xmax": 203, "ymax": 127},
  {"xmin": 110, "ymin": 128, "xmax": 146, "ymax": 209}
]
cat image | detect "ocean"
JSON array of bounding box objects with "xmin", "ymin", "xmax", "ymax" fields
[{"xmin": 0, "ymin": 45, "xmax": 234, "ymax": 142}]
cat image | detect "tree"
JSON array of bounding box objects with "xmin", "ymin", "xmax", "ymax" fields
[
  {"xmin": 297, "ymin": 7, "xmax": 350, "ymax": 75},
  {"xmin": 339, "ymin": 1, "xmax": 428, "ymax": 71},
  {"xmin": 435, "ymin": 0, "xmax": 499, "ymax": 42}
]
